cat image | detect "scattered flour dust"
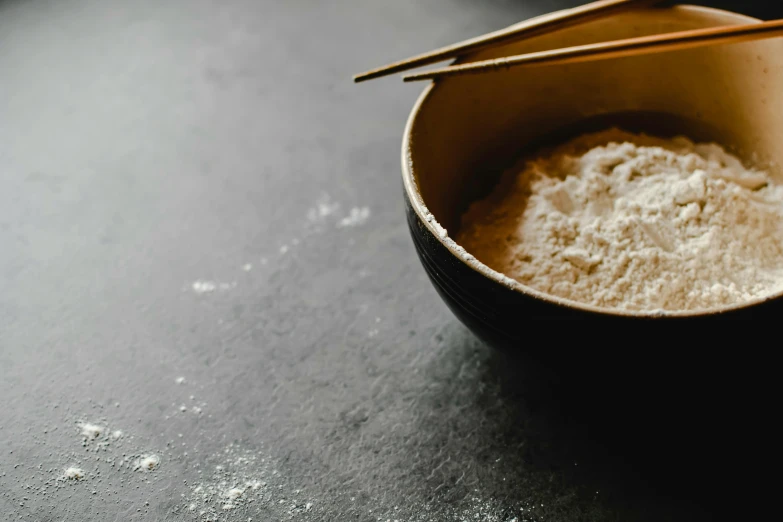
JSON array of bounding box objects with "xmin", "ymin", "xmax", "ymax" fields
[
  {"xmin": 187, "ymin": 196, "xmax": 369, "ymax": 296},
  {"xmin": 72, "ymin": 418, "xmax": 161, "ymax": 472},
  {"xmin": 191, "ymin": 280, "xmax": 237, "ymax": 294},
  {"xmin": 307, "ymin": 193, "xmax": 341, "ymax": 223},
  {"xmin": 338, "ymin": 207, "xmax": 371, "ymax": 227},
  {"xmin": 77, "ymin": 420, "xmax": 124, "ymax": 452},
  {"xmin": 183, "ymin": 444, "xmax": 314, "ymax": 520},
  {"xmin": 57, "ymin": 419, "xmax": 534, "ymax": 522},
  {"xmin": 368, "ymin": 495, "xmax": 539, "ymax": 522},
  {"xmin": 306, "ymin": 193, "xmax": 371, "ymax": 228},
  {"xmin": 457, "ymin": 128, "xmax": 783, "ymax": 312}
]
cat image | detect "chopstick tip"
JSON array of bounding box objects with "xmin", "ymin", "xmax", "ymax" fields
[{"xmin": 353, "ymin": 68, "xmax": 390, "ymax": 83}]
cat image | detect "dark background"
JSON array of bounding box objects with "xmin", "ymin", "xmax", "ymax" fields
[{"xmin": 1, "ymin": 1, "xmax": 779, "ymax": 521}]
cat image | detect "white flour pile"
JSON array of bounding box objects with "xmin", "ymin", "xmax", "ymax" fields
[{"xmin": 457, "ymin": 129, "xmax": 783, "ymax": 312}]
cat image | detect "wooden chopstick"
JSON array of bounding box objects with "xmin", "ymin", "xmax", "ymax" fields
[
  {"xmin": 403, "ymin": 18, "xmax": 783, "ymax": 82},
  {"xmin": 353, "ymin": 0, "xmax": 662, "ymax": 83}
]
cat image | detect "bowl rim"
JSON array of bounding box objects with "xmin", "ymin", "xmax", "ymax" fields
[{"xmin": 401, "ymin": 4, "xmax": 779, "ymax": 318}]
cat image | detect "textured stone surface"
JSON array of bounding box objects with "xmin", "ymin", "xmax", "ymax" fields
[{"xmin": 1, "ymin": 0, "xmax": 779, "ymax": 520}]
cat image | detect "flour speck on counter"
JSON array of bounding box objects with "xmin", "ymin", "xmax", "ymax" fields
[
  {"xmin": 63, "ymin": 467, "xmax": 85, "ymax": 480},
  {"xmin": 134, "ymin": 454, "xmax": 161, "ymax": 472},
  {"xmin": 307, "ymin": 194, "xmax": 341, "ymax": 224},
  {"xmin": 337, "ymin": 207, "xmax": 371, "ymax": 227},
  {"xmin": 192, "ymin": 280, "xmax": 218, "ymax": 294},
  {"xmin": 78, "ymin": 422, "xmax": 104, "ymax": 441},
  {"xmin": 305, "ymin": 194, "xmax": 372, "ymax": 231},
  {"xmin": 191, "ymin": 281, "xmax": 236, "ymax": 294}
]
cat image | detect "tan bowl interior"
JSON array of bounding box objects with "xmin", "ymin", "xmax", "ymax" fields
[
  {"xmin": 403, "ymin": 5, "xmax": 783, "ymax": 315},
  {"xmin": 405, "ymin": 5, "xmax": 783, "ymax": 236}
]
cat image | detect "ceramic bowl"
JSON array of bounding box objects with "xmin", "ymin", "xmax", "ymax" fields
[{"xmin": 402, "ymin": 5, "xmax": 783, "ymax": 351}]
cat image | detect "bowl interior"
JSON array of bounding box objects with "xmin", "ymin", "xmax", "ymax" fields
[{"xmin": 405, "ymin": 5, "xmax": 783, "ymax": 242}]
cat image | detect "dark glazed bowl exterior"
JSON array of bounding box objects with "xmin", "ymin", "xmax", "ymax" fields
[{"xmin": 401, "ymin": 6, "xmax": 783, "ymax": 352}]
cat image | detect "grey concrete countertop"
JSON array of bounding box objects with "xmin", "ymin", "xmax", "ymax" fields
[{"xmin": 1, "ymin": 1, "xmax": 779, "ymax": 521}]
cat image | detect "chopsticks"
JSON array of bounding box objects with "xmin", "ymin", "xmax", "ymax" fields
[
  {"xmin": 402, "ymin": 18, "xmax": 783, "ymax": 82},
  {"xmin": 353, "ymin": 0, "xmax": 663, "ymax": 83}
]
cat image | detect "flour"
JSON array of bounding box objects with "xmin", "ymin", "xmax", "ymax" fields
[
  {"xmin": 183, "ymin": 444, "xmax": 314, "ymax": 520},
  {"xmin": 369, "ymin": 495, "xmax": 537, "ymax": 522},
  {"xmin": 192, "ymin": 280, "xmax": 218, "ymax": 294},
  {"xmin": 63, "ymin": 467, "xmax": 85, "ymax": 480},
  {"xmin": 424, "ymin": 211, "xmax": 448, "ymax": 239},
  {"xmin": 338, "ymin": 207, "xmax": 371, "ymax": 227},
  {"xmin": 457, "ymin": 129, "xmax": 783, "ymax": 312},
  {"xmin": 74, "ymin": 420, "xmax": 132, "ymax": 455},
  {"xmin": 307, "ymin": 194, "xmax": 341, "ymax": 223},
  {"xmin": 192, "ymin": 281, "xmax": 236, "ymax": 294},
  {"xmin": 135, "ymin": 454, "xmax": 160, "ymax": 471},
  {"xmin": 305, "ymin": 193, "xmax": 371, "ymax": 231},
  {"xmin": 79, "ymin": 423, "xmax": 104, "ymax": 440}
]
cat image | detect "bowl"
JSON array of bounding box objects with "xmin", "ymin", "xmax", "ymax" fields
[{"xmin": 401, "ymin": 5, "xmax": 783, "ymax": 351}]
